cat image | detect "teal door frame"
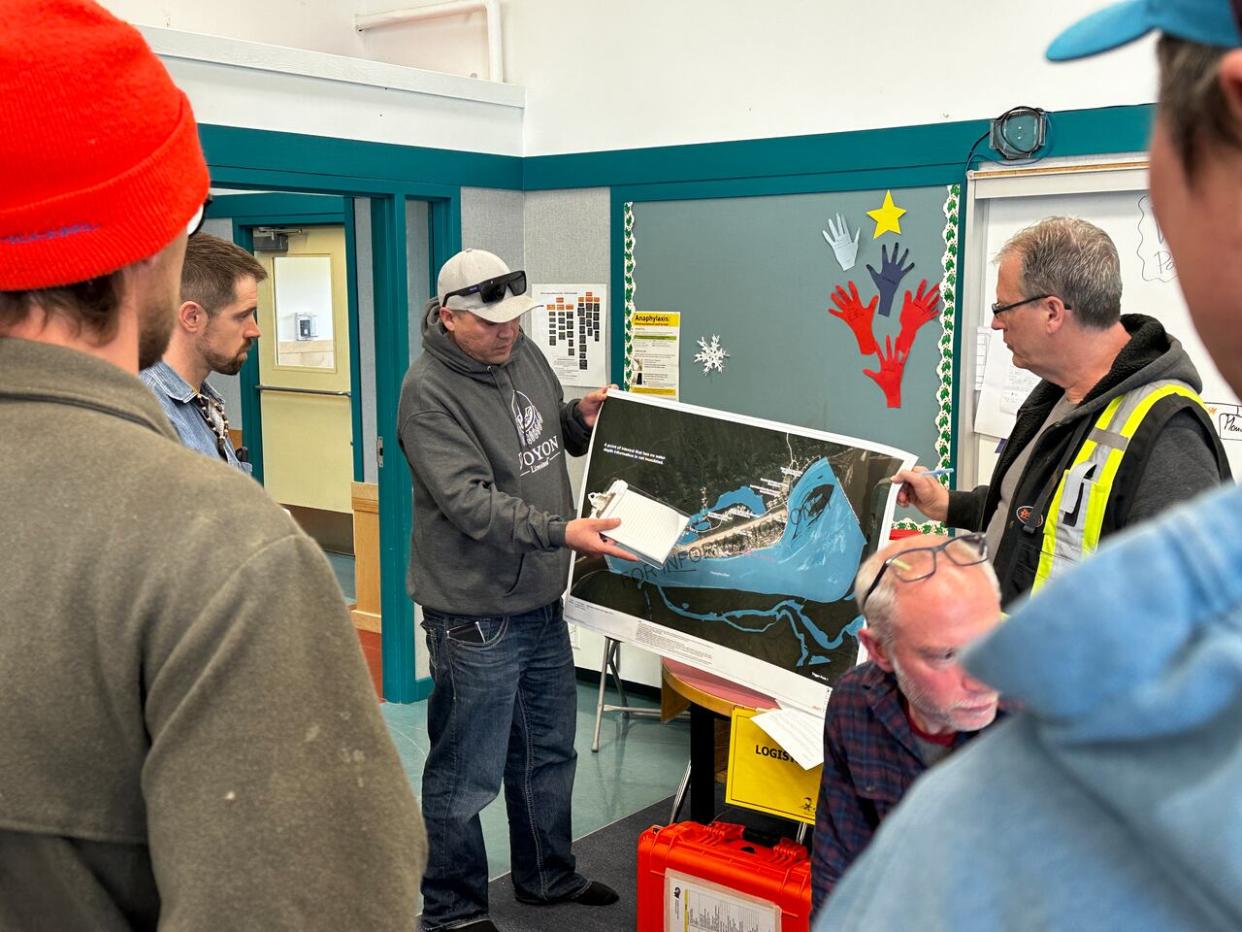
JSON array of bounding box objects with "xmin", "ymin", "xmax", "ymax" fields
[
  {"xmin": 205, "ymin": 192, "xmax": 364, "ymax": 484},
  {"xmin": 201, "ymin": 125, "xmax": 474, "ymax": 702}
]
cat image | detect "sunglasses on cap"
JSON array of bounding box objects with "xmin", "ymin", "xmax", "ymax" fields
[
  {"xmin": 185, "ymin": 195, "xmax": 213, "ymax": 239},
  {"xmin": 443, "ymin": 269, "xmax": 528, "ymax": 305}
]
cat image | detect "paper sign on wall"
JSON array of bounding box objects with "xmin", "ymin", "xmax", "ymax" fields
[
  {"xmin": 630, "ymin": 311, "xmax": 680, "ymax": 399},
  {"xmin": 529, "ymin": 284, "xmax": 608, "ymax": 388},
  {"xmin": 974, "ymin": 327, "xmax": 1041, "ymax": 438}
]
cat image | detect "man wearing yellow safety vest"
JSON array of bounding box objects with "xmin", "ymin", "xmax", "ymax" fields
[{"xmin": 893, "ymin": 216, "xmax": 1228, "ymax": 605}]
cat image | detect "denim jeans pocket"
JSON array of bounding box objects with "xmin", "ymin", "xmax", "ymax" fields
[{"xmin": 444, "ymin": 615, "xmax": 509, "ymax": 649}]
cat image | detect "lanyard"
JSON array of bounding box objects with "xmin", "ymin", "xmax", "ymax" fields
[{"xmin": 192, "ymin": 391, "xmax": 234, "ymax": 462}]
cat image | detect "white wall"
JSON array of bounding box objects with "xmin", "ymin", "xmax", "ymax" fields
[
  {"xmin": 100, "ymin": 2, "xmax": 524, "ymax": 154},
  {"xmin": 504, "ymin": 0, "xmax": 1160, "ymax": 155},
  {"xmin": 155, "ymin": 51, "xmax": 524, "ymax": 153},
  {"xmin": 102, "ymin": 0, "xmax": 367, "ymax": 56},
  {"xmin": 347, "ymin": 0, "xmax": 1162, "ymax": 156},
  {"xmin": 104, "ymin": 0, "xmax": 1158, "ymax": 158}
]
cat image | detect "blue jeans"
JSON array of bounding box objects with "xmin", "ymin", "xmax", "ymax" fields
[{"xmin": 419, "ymin": 601, "xmax": 587, "ymax": 930}]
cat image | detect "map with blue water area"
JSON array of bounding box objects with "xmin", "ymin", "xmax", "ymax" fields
[{"xmin": 570, "ymin": 394, "xmax": 909, "ymax": 690}]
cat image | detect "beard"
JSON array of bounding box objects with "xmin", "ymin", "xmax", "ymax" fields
[
  {"xmin": 137, "ymin": 295, "xmax": 176, "ymax": 371},
  {"xmin": 893, "ymin": 660, "xmax": 999, "ymax": 734},
  {"xmin": 203, "ymin": 341, "xmax": 250, "ymax": 376}
]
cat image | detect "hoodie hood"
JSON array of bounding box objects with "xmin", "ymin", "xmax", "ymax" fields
[{"xmin": 965, "ymin": 481, "xmax": 1242, "ymax": 926}]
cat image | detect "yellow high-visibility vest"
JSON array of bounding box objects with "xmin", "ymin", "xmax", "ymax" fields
[{"xmin": 1033, "ymin": 381, "xmax": 1209, "ymax": 591}]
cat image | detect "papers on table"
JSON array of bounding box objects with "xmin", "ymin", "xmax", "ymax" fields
[{"xmin": 750, "ymin": 705, "xmax": 827, "ymax": 770}]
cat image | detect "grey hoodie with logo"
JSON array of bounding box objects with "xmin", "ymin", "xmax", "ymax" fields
[{"xmin": 397, "ymin": 302, "xmax": 593, "ymax": 616}]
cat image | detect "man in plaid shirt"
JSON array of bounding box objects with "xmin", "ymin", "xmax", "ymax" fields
[{"xmin": 812, "ymin": 533, "xmax": 1007, "ymax": 912}]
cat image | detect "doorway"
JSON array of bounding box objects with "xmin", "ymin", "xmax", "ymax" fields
[
  {"xmin": 201, "ymin": 186, "xmax": 453, "ymax": 702},
  {"xmin": 253, "ymin": 223, "xmax": 356, "ymax": 564}
]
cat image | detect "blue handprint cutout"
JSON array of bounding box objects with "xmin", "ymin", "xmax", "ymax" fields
[{"xmin": 866, "ymin": 242, "xmax": 915, "ymax": 318}]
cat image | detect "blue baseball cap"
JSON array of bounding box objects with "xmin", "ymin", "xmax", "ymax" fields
[{"xmin": 1047, "ymin": 0, "xmax": 1242, "ymax": 61}]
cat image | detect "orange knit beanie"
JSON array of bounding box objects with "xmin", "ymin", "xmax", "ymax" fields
[{"xmin": 0, "ymin": 0, "xmax": 210, "ymax": 289}]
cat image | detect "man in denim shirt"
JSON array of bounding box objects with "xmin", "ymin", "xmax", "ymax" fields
[{"xmin": 141, "ymin": 233, "xmax": 265, "ymax": 471}]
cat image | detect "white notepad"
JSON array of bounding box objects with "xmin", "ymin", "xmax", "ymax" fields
[{"xmin": 588, "ymin": 479, "xmax": 690, "ymax": 567}]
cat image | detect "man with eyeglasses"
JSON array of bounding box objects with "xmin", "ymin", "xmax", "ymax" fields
[
  {"xmin": 0, "ymin": 2, "xmax": 427, "ymax": 927},
  {"xmin": 141, "ymin": 233, "xmax": 265, "ymax": 472},
  {"xmin": 893, "ymin": 216, "xmax": 1227, "ymax": 605},
  {"xmin": 398, "ymin": 248, "xmax": 637, "ymax": 932},
  {"xmin": 810, "ymin": 533, "xmax": 1005, "ymax": 913},
  {"xmin": 819, "ymin": 3, "xmax": 1242, "ymax": 929}
]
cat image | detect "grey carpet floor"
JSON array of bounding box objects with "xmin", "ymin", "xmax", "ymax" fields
[
  {"xmin": 483, "ymin": 795, "xmax": 665, "ymax": 931},
  {"xmin": 478, "ymin": 790, "xmax": 802, "ymax": 932}
]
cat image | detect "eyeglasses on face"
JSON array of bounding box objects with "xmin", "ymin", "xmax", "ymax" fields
[
  {"xmin": 991, "ymin": 294, "xmax": 1049, "ymax": 316},
  {"xmin": 860, "ymin": 533, "xmax": 989, "ymax": 612},
  {"xmin": 443, "ymin": 269, "xmax": 527, "ymax": 305},
  {"xmin": 990, "ymin": 294, "xmax": 1074, "ymax": 316}
]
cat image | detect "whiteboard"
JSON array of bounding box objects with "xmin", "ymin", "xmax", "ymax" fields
[{"xmin": 958, "ymin": 161, "xmax": 1242, "ymax": 486}]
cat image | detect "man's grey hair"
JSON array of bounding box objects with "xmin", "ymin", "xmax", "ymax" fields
[
  {"xmin": 854, "ymin": 543, "xmax": 1000, "ymax": 646},
  {"xmin": 997, "ymin": 216, "xmax": 1122, "ymax": 330}
]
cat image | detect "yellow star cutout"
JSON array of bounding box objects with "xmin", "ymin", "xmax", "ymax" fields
[{"xmin": 867, "ymin": 190, "xmax": 907, "ymax": 239}]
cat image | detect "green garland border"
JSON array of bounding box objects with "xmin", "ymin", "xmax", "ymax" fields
[
  {"xmin": 621, "ymin": 201, "xmax": 637, "ymax": 389},
  {"xmin": 893, "ymin": 183, "xmax": 960, "ymax": 535}
]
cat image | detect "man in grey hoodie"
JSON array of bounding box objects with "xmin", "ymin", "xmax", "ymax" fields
[{"xmin": 398, "ymin": 248, "xmax": 636, "ymax": 932}]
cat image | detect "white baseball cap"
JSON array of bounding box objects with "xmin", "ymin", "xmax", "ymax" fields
[{"xmin": 437, "ymin": 248, "xmax": 536, "ymax": 323}]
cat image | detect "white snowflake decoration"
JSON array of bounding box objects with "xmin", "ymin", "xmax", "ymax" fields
[{"xmin": 694, "ymin": 334, "xmax": 730, "ymax": 375}]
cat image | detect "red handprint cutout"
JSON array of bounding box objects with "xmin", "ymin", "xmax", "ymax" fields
[
  {"xmin": 828, "ymin": 281, "xmax": 879, "ymax": 356},
  {"xmin": 863, "ymin": 335, "xmax": 910, "ymax": 409},
  {"xmin": 895, "ymin": 279, "xmax": 942, "ymax": 356}
]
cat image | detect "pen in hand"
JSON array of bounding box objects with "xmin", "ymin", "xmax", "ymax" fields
[{"xmin": 890, "ymin": 466, "xmax": 954, "ymax": 516}]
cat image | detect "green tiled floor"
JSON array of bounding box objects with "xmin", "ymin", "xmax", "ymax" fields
[
  {"xmin": 323, "ymin": 551, "xmax": 356, "ymax": 603},
  {"xmin": 381, "ymin": 681, "xmax": 690, "ymax": 880}
]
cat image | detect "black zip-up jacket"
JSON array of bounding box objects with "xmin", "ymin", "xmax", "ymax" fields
[{"xmin": 948, "ymin": 315, "xmax": 1229, "ymax": 605}]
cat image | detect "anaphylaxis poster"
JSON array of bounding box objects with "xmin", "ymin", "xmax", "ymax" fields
[
  {"xmin": 629, "ymin": 311, "xmax": 681, "ymax": 398},
  {"xmin": 565, "ymin": 392, "xmax": 913, "ymax": 713}
]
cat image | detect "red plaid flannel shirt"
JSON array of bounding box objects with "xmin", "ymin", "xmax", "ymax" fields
[{"xmin": 811, "ymin": 661, "xmax": 1004, "ymax": 913}]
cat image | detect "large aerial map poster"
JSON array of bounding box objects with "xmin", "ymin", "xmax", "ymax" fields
[{"xmin": 564, "ymin": 392, "xmax": 914, "ymax": 713}]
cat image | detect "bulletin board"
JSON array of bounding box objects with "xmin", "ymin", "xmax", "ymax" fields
[{"xmin": 620, "ymin": 184, "xmax": 962, "ymax": 529}]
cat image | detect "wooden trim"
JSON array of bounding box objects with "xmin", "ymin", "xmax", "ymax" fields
[
  {"xmin": 351, "ymin": 481, "xmax": 379, "ymax": 515},
  {"xmin": 969, "ymin": 158, "xmax": 1147, "ymax": 179},
  {"xmin": 351, "ymin": 481, "xmax": 381, "ymax": 634},
  {"xmin": 351, "ymin": 609, "xmax": 382, "ymax": 634}
]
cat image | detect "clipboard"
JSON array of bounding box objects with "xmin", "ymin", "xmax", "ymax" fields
[{"xmin": 587, "ymin": 479, "xmax": 691, "ymax": 567}]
